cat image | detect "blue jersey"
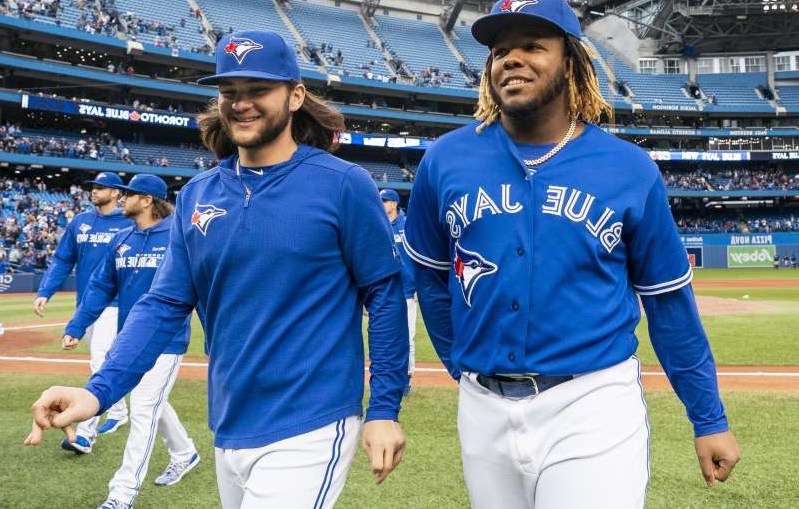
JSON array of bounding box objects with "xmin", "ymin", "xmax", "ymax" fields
[
  {"xmin": 404, "ymin": 122, "xmax": 727, "ymax": 436},
  {"xmin": 37, "ymin": 208, "xmax": 133, "ymax": 304},
  {"xmin": 64, "ymin": 216, "xmax": 189, "ymax": 354},
  {"xmin": 391, "ymin": 211, "xmax": 416, "ymax": 298},
  {"xmin": 86, "ymin": 146, "xmax": 408, "ymax": 449}
]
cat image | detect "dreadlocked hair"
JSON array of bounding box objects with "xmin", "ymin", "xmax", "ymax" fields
[
  {"xmin": 475, "ymin": 36, "xmax": 613, "ymax": 134},
  {"xmin": 198, "ymin": 83, "xmax": 346, "ymax": 160}
]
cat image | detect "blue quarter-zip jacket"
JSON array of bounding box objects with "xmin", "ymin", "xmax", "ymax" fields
[
  {"xmin": 85, "ymin": 146, "xmax": 408, "ymax": 448},
  {"xmin": 37, "ymin": 208, "xmax": 133, "ymax": 304}
]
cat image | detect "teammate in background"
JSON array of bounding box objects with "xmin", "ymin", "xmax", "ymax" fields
[
  {"xmin": 34, "ymin": 172, "xmax": 132, "ymax": 453},
  {"xmin": 62, "ymin": 174, "xmax": 198, "ymax": 509},
  {"xmin": 380, "ymin": 188, "xmax": 417, "ymax": 396},
  {"xmin": 403, "ymin": 2, "xmax": 740, "ymax": 507},
  {"xmin": 26, "ymin": 30, "xmax": 409, "ymax": 509},
  {"xmin": 774, "ymin": 254, "xmax": 780, "ymax": 269}
]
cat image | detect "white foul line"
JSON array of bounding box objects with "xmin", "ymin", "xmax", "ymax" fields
[
  {"xmin": 3, "ymin": 322, "xmax": 68, "ymax": 331},
  {"xmin": 1, "ymin": 356, "xmax": 799, "ymax": 378}
]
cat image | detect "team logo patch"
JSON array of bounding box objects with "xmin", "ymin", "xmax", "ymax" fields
[
  {"xmin": 117, "ymin": 244, "xmax": 132, "ymax": 256},
  {"xmin": 79, "ymin": 223, "xmax": 92, "ymax": 234},
  {"xmin": 191, "ymin": 203, "xmax": 227, "ymax": 236},
  {"xmin": 499, "ymin": 0, "xmax": 539, "ymax": 11},
  {"xmin": 453, "ymin": 242, "xmax": 498, "ymax": 307},
  {"xmin": 224, "ymin": 37, "xmax": 263, "ymax": 65}
]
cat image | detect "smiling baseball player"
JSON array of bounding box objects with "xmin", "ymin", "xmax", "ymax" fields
[
  {"xmin": 403, "ymin": 1, "xmax": 740, "ymax": 507},
  {"xmin": 26, "ymin": 30, "xmax": 408, "ymax": 509}
]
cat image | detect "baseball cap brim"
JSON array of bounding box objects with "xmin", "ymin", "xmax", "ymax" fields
[
  {"xmin": 198, "ymin": 70, "xmax": 298, "ymax": 85},
  {"xmin": 84, "ymin": 180, "xmax": 115, "ymax": 187},
  {"xmin": 472, "ymin": 13, "xmax": 569, "ymax": 46},
  {"xmin": 112, "ymin": 183, "xmax": 167, "ymax": 200}
]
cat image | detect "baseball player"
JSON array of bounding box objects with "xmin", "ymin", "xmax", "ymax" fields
[
  {"xmin": 402, "ymin": 2, "xmax": 740, "ymax": 507},
  {"xmin": 26, "ymin": 30, "xmax": 409, "ymax": 509},
  {"xmin": 34, "ymin": 172, "xmax": 133, "ymax": 452},
  {"xmin": 380, "ymin": 188, "xmax": 416, "ymax": 396},
  {"xmin": 63, "ymin": 174, "xmax": 198, "ymax": 509}
]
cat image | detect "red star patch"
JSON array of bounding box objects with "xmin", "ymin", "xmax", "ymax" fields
[
  {"xmin": 224, "ymin": 41, "xmax": 237, "ymax": 53},
  {"xmin": 500, "ymin": 0, "xmax": 513, "ymax": 11}
]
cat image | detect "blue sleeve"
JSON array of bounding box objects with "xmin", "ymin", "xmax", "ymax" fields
[
  {"xmin": 64, "ymin": 246, "xmax": 118, "ymax": 339},
  {"xmin": 85, "ymin": 204, "xmax": 197, "ymax": 414},
  {"xmin": 85, "ymin": 294, "xmax": 193, "ymax": 414},
  {"xmin": 339, "ymin": 165, "xmax": 403, "ymax": 286},
  {"xmin": 402, "ymin": 156, "xmax": 451, "ymax": 271},
  {"xmin": 360, "ymin": 273, "xmax": 409, "ymax": 422},
  {"xmin": 641, "ymin": 285, "xmax": 728, "ymax": 437},
  {"xmin": 415, "ymin": 264, "xmax": 460, "ymax": 380},
  {"xmin": 627, "ymin": 177, "xmax": 693, "ymax": 295},
  {"xmin": 37, "ymin": 220, "xmax": 78, "ymax": 298}
]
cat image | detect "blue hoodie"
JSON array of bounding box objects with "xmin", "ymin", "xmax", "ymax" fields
[
  {"xmin": 37, "ymin": 208, "xmax": 133, "ymax": 304},
  {"xmin": 64, "ymin": 215, "xmax": 189, "ymax": 354},
  {"xmin": 85, "ymin": 145, "xmax": 408, "ymax": 449},
  {"xmin": 391, "ymin": 210, "xmax": 416, "ymax": 298}
]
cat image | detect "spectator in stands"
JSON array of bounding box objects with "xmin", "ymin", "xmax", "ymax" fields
[{"xmin": 159, "ymin": 155, "xmax": 169, "ymax": 167}]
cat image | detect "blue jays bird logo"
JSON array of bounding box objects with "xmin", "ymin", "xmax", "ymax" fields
[
  {"xmin": 117, "ymin": 244, "xmax": 132, "ymax": 256},
  {"xmin": 224, "ymin": 37, "xmax": 263, "ymax": 64},
  {"xmin": 499, "ymin": 0, "xmax": 539, "ymax": 11},
  {"xmin": 453, "ymin": 242, "xmax": 498, "ymax": 307},
  {"xmin": 79, "ymin": 223, "xmax": 92, "ymax": 234},
  {"xmin": 191, "ymin": 204, "xmax": 227, "ymax": 236}
]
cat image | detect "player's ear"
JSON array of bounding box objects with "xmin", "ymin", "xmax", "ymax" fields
[{"xmin": 288, "ymin": 83, "xmax": 306, "ymax": 113}]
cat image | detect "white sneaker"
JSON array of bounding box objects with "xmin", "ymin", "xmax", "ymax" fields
[{"xmin": 154, "ymin": 452, "xmax": 200, "ymax": 486}]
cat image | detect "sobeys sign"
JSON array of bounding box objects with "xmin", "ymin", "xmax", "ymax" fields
[{"xmin": 727, "ymin": 245, "xmax": 776, "ymax": 268}]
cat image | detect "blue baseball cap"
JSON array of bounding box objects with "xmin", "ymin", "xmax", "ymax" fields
[
  {"xmin": 198, "ymin": 30, "xmax": 301, "ymax": 85},
  {"xmin": 380, "ymin": 189, "xmax": 400, "ymax": 202},
  {"xmin": 472, "ymin": 0, "xmax": 583, "ymax": 47},
  {"xmin": 85, "ymin": 172, "xmax": 123, "ymax": 188},
  {"xmin": 114, "ymin": 174, "xmax": 168, "ymax": 200}
]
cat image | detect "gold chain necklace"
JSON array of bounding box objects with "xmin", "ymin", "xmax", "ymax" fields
[{"xmin": 522, "ymin": 118, "xmax": 578, "ymax": 168}]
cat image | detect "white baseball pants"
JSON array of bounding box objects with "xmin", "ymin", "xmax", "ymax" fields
[
  {"xmin": 458, "ymin": 357, "xmax": 649, "ymax": 509},
  {"xmin": 107, "ymin": 353, "xmax": 197, "ymax": 506},
  {"xmin": 76, "ymin": 306, "xmax": 128, "ymax": 442},
  {"xmin": 215, "ymin": 415, "xmax": 361, "ymax": 509},
  {"xmin": 406, "ymin": 297, "xmax": 417, "ymax": 376}
]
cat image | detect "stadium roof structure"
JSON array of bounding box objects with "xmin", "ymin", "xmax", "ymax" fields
[{"xmin": 584, "ymin": 0, "xmax": 799, "ymax": 54}]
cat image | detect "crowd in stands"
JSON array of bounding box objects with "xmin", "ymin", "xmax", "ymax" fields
[
  {"xmin": 663, "ymin": 168, "xmax": 799, "ymax": 191},
  {"xmin": 0, "ymin": 177, "xmax": 89, "ymax": 274},
  {"xmin": 676, "ymin": 215, "xmax": 799, "ymax": 234}
]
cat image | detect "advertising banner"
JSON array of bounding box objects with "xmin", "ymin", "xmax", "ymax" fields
[{"xmin": 726, "ymin": 245, "xmax": 776, "ymax": 268}]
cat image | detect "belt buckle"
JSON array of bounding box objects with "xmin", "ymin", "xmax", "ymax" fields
[{"xmin": 503, "ymin": 374, "xmax": 540, "ymax": 396}]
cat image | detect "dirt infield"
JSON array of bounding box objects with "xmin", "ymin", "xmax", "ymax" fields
[{"xmin": 2, "ymin": 355, "xmax": 798, "ymax": 392}]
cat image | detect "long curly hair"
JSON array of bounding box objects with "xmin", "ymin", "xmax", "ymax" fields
[
  {"xmin": 198, "ymin": 83, "xmax": 345, "ymax": 159},
  {"xmin": 475, "ymin": 36, "xmax": 612, "ymax": 133}
]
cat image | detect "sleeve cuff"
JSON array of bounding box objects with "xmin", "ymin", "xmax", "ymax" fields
[
  {"xmin": 84, "ymin": 384, "xmax": 108, "ymax": 416},
  {"xmin": 401, "ymin": 235, "xmax": 450, "ymax": 271},
  {"xmin": 634, "ymin": 266, "xmax": 693, "ymax": 296},
  {"xmin": 364, "ymin": 408, "xmax": 400, "ymax": 423},
  {"xmin": 694, "ymin": 418, "xmax": 729, "ymax": 438}
]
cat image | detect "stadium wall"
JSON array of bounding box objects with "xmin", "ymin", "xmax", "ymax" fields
[
  {"xmin": 0, "ymin": 274, "xmax": 75, "ymax": 294},
  {"xmin": 682, "ymin": 233, "xmax": 799, "ymax": 269}
]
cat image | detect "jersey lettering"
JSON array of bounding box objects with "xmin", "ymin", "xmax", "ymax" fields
[
  {"xmin": 115, "ymin": 253, "xmax": 165, "ymax": 270},
  {"xmin": 542, "ymin": 185, "xmax": 623, "ymax": 254},
  {"xmin": 447, "ymin": 184, "xmax": 523, "ymax": 238},
  {"xmin": 76, "ymin": 232, "xmax": 115, "ymax": 244}
]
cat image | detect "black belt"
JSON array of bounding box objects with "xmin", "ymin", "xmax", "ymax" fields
[{"xmin": 476, "ymin": 374, "xmax": 574, "ymax": 398}]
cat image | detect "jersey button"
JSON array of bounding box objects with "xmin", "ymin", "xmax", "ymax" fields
[
  {"xmin": 508, "ymin": 352, "xmax": 516, "ymax": 362},
  {"xmin": 517, "ymin": 247, "xmax": 525, "ymax": 256},
  {"xmin": 512, "ymin": 301, "xmax": 520, "ymax": 311}
]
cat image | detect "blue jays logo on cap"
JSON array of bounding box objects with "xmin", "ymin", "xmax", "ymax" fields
[
  {"xmin": 453, "ymin": 242, "xmax": 498, "ymax": 307},
  {"xmin": 224, "ymin": 37, "xmax": 263, "ymax": 65},
  {"xmin": 191, "ymin": 203, "xmax": 227, "ymax": 236},
  {"xmin": 499, "ymin": 0, "xmax": 539, "ymax": 11}
]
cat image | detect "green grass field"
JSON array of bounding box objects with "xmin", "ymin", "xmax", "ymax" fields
[
  {"xmin": 2, "ymin": 373, "xmax": 798, "ymax": 509},
  {"xmin": 1, "ymin": 268, "xmax": 798, "ymax": 507}
]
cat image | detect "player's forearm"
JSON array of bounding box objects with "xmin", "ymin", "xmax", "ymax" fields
[
  {"xmin": 85, "ymin": 292, "xmax": 193, "ymax": 414},
  {"xmin": 64, "ymin": 282, "xmax": 116, "ymax": 339},
  {"xmin": 415, "ymin": 265, "xmax": 459, "ymax": 380},
  {"xmin": 641, "ymin": 285, "xmax": 728, "ymax": 437},
  {"xmin": 361, "ymin": 272, "xmax": 409, "ymax": 422}
]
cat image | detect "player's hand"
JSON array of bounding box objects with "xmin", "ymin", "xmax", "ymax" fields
[
  {"xmin": 362, "ymin": 419, "xmax": 406, "ymax": 484},
  {"xmin": 62, "ymin": 335, "xmax": 79, "ymax": 350},
  {"xmin": 24, "ymin": 386, "xmax": 100, "ymax": 447},
  {"xmin": 694, "ymin": 430, "xmax": 741, "ymax": 487},
  {"xmin": 33, "ymin": 297, "xmax": 48, "ymax": 317}
]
